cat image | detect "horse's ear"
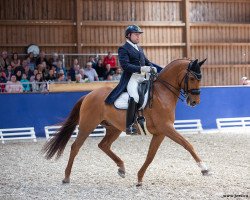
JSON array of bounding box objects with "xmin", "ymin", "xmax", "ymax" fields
[
  {"xmin": 193, "ymin": 59, "xmax": 198, "ymax": 66},
  {"xmin": 198, "ymin": 58, "xmax": 207, "ymax": 66}
]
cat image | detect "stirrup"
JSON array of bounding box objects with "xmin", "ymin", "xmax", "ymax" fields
[{"xmin": 126, "ymin": 125, "xmax": 138, "ymax": 135}]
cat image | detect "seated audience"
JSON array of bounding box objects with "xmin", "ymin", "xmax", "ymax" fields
[
  {"xmin": 104, "ymin": 64, "xmax": 114, "ymax": 80},
  {"xmin": 95, "ymin": 59, "xmax": 106, "ymax": 80},
  {"xmin": 68, "ymin": 58, "xmax": 80, "ymax": 81},
  {"xmin": 46, "ymin": 69, "xmax": 57, "ymax": 82},
  {"xmin": 84, "ymin": 62, "xmax": 99, "ymax": 82},
  {"xmin": 79, "ymin": 68, "xmax": 89, "ymax": 81},
  {"xmin": 24, "ymin": 65, "xmax": 34, "ymax": 80},
  {"xmin": 10, "ymin": 52, "xmax": 21, "ymax": 69},
  {"xmin": 36, "ymin": 51, "xmax": 49, "ymax": 66},
  {"xmin": 5, "ymin": 75, "xmax": 23, "ymax": 93},
  {"xmin": 49, "ymin": 52, "xmax": 60, "ymax": 66},
  {"xmin": 0, "ymin": 50, "xmax": 10, "ymax": 70},
  {"xmin": 15, "ymin": 70, "xmax": 23, "ymax": 81},
  {"xmin": 242, "ymin": 77, "xmax": 250, "ymax": 85},
  {"xmin": 75, "ymin": 74, "xmax": 86, "ymax": 83},
  {"xmin": 88, "ymin": 55, "xmax": 97, "ymax": 69},
  {"xmin": 27, "ymin": 52, "xmax": 36, "ymax": 71},
  {"xmin": 57, "ymin": 73, "xmax": 65, "ymax": 82},
  {"xmin": 112, "ymin": 67, "xmax": 122, "ymax": 81},
  {"xmin": 56, "ymin": 60, "xmax": 67, "ymax": 76},
  {"xmin": 20, "ymin": 73, "xmax": 31, "ymax": 92},
  {"xmin": 0, "ymin": 71, "xmax": 7, "ymax": 92},
  {"xmin": 31, "ymin": 73, "xmax": 46, "ymax": 92},
  {"xmin": 5, "ymin": 65, "xmax": 13, "ymax": 81},
  {"xmin": 103, "ymin": 52, "xmax": 117, "ymax": 72}
]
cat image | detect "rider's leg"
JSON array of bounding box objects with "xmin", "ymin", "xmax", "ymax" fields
[
  {"xmin": 126, "ymin": 97, "xmax": 138, "ymax": 134},
  {"xmin": 126, "ymin": 74, "xmax": 144, "ymax": 135}
]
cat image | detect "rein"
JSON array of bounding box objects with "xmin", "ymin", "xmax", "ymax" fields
[{"xmin": 152, "ymin": 69, "xmax": 201, "ymax": 103}]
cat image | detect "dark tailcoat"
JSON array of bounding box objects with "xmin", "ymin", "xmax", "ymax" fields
[{"xmin": 105, "ymin": 42, "xmax": 162, "ymax": 104}]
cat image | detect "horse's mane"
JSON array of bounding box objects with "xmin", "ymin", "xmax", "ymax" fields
[{"xmin": 159, "ymin": 58, "xmax": 191, "ymax": 74}]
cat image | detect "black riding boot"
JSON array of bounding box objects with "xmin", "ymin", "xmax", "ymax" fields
[{"xmin": 126, "ymin": 97, "xmax": 138, "ymax": 135}]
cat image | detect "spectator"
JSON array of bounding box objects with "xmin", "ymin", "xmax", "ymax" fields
[
  {"xmin": 68, "ymin": 58, "xmax": 80, "ymax": 81},
  {"xmin": 103, "ymin": 52, "xmax": 117, "ymax": 71},
  {"xmin": 57, "ymin": 73, "xmax": 65, "ymax": 82},
  {"xmin": 104, "ymin": 64, "xmax": 114, "ymax": 80},
  {"xmin": 20, "ymin": 73, "xmax": 31, "ymax": 92},
  {"xmin": 0, "ymin": 71, "xmax": 7, "ymax": 92},
  {"xmin": 15, "ymin": 70, "xmax": 23, "ymax": 81},
  {"xmin": 46, "ymin": 69, "xmax": 57, "ymax": 82},
  {"xmin": 10, "ymin": 52, "xmax": 21, "ymax": 69},
  {"xmin": 56, "ymin": 60, "xmax": 67, "ymax": 76},
  {"xmin": 0, "ymin": 50, "xmax": 10, "ymax": 70},
  {"xmin": 84, "ymin": 62, "xmax": 98, "ymax": 82},
  {"xmin": 30, "ymin": 69, "xmax": 39, "ymax": 82},
  {"xmin": 79, "ymin": 68, "xmax": 89, "ymax": 81},
  {"xmin": 5, "ymin": 75, "xmax": 23, "ymax": 93},
  {"xmin": 5, "ymin": 65, "xmax": 13, "ymax": 81},
  {"xmin": 112, "ymin": 67, "xmax": 122, "ymax": 81},
  {"xmin": 95, "ymin": 59, "xmax": 106, "ymax": 80},
  {"xmin": 49, "ymin": 52, "xmax": 60, "ymax": 66},
  {"xmin": 26, "ymin": 52, "xmax": 36, "ymax": 71},
  {"xmin": 24, "ymin": 65, "xmax": 34, "ymax": 80},
  {"xmin": 14, "ymin": 59, "xmax": 25, "ymax": 74},
  {"xmin": 242, "ymin": 77, "xmax": 250, "ymax": 85},
  {"xmin": 32, "ymin": 73, "xmax": 46, "ymax": 92},
  {"xmin": 75, "ymin": 74, "xmax": 86, "ymax": 83},
  {"xmin": 88, "ymin": 55, "xmax": 97, "ymax": 69},
  {"xmin": 36, "ymin": 51, "xmax": 49, "ymax": 66}
]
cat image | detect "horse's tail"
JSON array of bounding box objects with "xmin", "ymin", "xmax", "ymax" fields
[{"xmin": 42, "ymin": 96, "xmax": 85, "ymax": 160}]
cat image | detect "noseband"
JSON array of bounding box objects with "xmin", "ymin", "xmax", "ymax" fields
[{"xmin": 154, "ymin": 68, "xmax": 202, "ymax": 102}]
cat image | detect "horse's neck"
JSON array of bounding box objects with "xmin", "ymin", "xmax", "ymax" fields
[{"xmin": 153, "ymin": 60, "xmax": 188, "ymax": 105}]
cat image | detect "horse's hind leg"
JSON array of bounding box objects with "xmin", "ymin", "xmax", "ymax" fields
[
  {"xmin": 137, "ymin": 134, "xmax": 165, "ymax": 186},
  {"xmin": 98, "ymin": 124, "xmax": 125, "ymax": 178},
  {"xmin": 62, "ymin": 129, "xmax": 89, "ymax": 183}
]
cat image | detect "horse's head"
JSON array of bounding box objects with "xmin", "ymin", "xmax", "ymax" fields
[{"xmin": 181, "ymin": 59, "xmax": 206, "ymax": 107}]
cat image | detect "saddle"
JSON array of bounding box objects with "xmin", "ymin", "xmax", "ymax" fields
[{"xmin": 114, "ymin": 80, "xmax": 151, "ymax": 110}]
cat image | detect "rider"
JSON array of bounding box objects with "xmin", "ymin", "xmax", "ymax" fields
[{"xmin": 105, "ymin": 25, "xmax": 157, "ymax": 135}]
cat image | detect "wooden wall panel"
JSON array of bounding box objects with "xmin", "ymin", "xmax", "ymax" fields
[
  {"xmin": 190, "ymin": 1, "xmax": 250, "ymax": 22},
  {"xmin": 190, "ymin": 46, "xmax": 250, "ymax": 65},
  {"xmin": 0, "ymin": 0, "xmax": 75, "ymax": 20},
  {"xmin": 82, "ymin": 0, "xmax": 182, "ymax": 21},
  {"xmin": 0, "ymin": 0, "xmax": 249, "ymax": 86}
]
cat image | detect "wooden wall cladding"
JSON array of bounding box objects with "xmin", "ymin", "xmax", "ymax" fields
[{"xmin": 0, "ymin": 0, "xmax": 249, "ymax": 85}]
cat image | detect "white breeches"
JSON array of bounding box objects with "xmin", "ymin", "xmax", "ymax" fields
[{"xmin": 127, "ymin": 73, "xmax": 146, "ymax": 103}]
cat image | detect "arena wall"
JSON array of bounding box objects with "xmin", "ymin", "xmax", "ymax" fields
[{"xmin": 1, "ymin": 86, "xmax": 250, "ymax": 137}]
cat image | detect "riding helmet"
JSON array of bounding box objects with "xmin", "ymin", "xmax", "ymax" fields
[{"xmin": 125, "ymin": 25, "xmax": 143, "ymax": 38}]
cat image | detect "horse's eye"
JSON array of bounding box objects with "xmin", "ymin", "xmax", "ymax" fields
[{"xmin": 190, "ymin": 77, "xmax": 195, "ymax": 81}]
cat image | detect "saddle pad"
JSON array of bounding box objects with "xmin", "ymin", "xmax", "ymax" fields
[{"xmin": 114, "ymin": 91, "xmax": 149, "ymax": 110}]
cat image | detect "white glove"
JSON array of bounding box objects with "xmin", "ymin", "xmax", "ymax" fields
[
  {"xmin": 140, "ymin": 66, "xmax": 151, "ymax": 73},
  {"xmin": 152, "ymin": 67, "xmax": 157, "ymax": 73}
]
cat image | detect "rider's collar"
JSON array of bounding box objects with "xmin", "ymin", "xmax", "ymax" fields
[{"xmin": 126, "ymin": 39, "xmax": 139, "ymax": 51}]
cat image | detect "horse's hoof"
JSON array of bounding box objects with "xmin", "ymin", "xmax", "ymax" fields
[
  {"xmin": 117, "ymin": 168, "xmax": 125, "ymax": 178},
  {"xmin": 136, "ymin": 182, "xmax": 143, "ymax": 187},
  {"xmin": 201, "ymin": 169, "xmax": 211, "ymax": 176},
  {"xmin": 62, "ymin": 178, "xmax": 70, "ymax": 184}
]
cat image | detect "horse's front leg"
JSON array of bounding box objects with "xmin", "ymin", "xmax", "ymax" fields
[
  {"xmin": 137, "ymin": 134, "xmax": 165, "ymax": 186},
  {"xmin": 98, "ymin": 125, "xmax": 126, "ymax": 178},
  {"xmin": 163, "ymin": 124, "xmax": 211, "ymax": 176}
]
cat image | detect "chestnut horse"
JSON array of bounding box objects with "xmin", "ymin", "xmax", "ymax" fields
[{"xmin": 43, "ymin": 58, "xmax": 210, "ymax": 186}]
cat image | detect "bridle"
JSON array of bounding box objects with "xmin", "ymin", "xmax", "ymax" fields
[{"xmin": 153, "ymin": 64, "xmax": 202, "ymax": 102}]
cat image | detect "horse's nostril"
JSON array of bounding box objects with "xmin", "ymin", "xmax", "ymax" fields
[{"xmin": 192, "ymin": 101, "xmax": 196, "ymax": 105}]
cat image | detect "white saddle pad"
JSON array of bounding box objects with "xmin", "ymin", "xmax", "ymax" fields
[{"xmin": 114, "ymin": 91, "xmax": 149, "ymax": 110}]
